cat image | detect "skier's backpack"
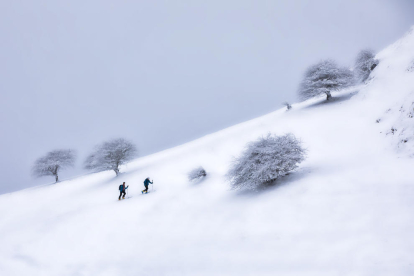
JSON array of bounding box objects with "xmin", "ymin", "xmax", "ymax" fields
[{"xmin": 119, "ymin": 185, "xmax": 123, "ymax": 191}]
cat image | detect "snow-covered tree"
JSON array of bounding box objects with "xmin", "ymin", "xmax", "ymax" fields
[
  {"xmin": 354, "ymin": 49, "xmax": 379, "ymax": 82},
  {"xmin": 84, "ymin": 138, "xmax": 138, "ymax": 176},
  {"xmin": 188, "ymin": 166, "xmax": 207, "ymax": 181},
  {"xmin": 298, "ymin": 59, "xmax": 355, "ymax": 101},
  {"xmin": 227, "ymin": 133, "xmax": 306, "ymax": 190},
  {"xmin": 32, "ymin": 149, "xmax": 76, "ymax": 183}
]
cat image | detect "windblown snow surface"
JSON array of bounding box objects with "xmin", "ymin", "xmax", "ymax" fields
[{"xmin": 1, "ymin": 28, "xmax": 414, "ymax": 276}]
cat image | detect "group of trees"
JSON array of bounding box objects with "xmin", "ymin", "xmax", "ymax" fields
[
  {"xmin": 35, "ymin": 134, "xmax": 306, "ymax": 191},
  {"xmin": 297, "ymin": 49, "xmax": 378, "ymax": 102},
  {"xmin": 243, "ymin": 50, "xmax": 379, "ymax": 189},
  {"xmin": 33, "ymin": 49, "xmax": 377, "ymax": 189},
  {"xmin": 228, "ymin": 49, "xmax": 378, "ymax": 190},
  {"xmin": 32, "ymin": 138, "xmax": 137, "ymax": 183}
]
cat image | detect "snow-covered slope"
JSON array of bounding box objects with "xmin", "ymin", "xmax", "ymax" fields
[
  {"xmin": 1, "ymin": 28, "xmax": 414, "ymax": 276},
  {"xmin": 368, "ymin": 26, "xmax": 414, "ymax": 156}
]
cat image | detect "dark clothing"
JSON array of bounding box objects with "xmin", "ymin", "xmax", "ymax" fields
[
  {"xmin": 118, "ymin": 184, "xmax": 128, "ymax": 199},
  {"xmin": 142, "ymin": 179, "xmax": 152, "ymax": 193}
]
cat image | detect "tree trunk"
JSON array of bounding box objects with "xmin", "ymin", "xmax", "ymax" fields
[
  {"xmin": 326, "ymin": 91, "xmax": 332, "ymax": 100},
  {"xmin": 114, "ymin": 161, "xmax": 120, "ymax": 176},
  {"xmin": 54, "ymin": 165, "xmax": 59, "ymax": 183}
]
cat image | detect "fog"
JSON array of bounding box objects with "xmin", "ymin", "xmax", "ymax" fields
[{"xmin": 0, "ymin": 0, "xmax": 413, "ymax": 194}]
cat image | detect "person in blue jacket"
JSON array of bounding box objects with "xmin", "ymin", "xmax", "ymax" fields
[
  {"xmin": 119, "ymin": 182, "xmax": 129, "ymax": 200},
  {"xmin": 142, "ymin": 177, "xmax": 153, "ymax": 194}
]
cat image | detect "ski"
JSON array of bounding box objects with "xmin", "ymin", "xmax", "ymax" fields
[{"xmin": 118, "ymin": 197, "xmax": 132, "ymax": 201}]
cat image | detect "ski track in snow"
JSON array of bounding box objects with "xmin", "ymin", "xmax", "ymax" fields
[{"xmin": 1, "ymin": 27, "xmax": 414, "ymax": 276}]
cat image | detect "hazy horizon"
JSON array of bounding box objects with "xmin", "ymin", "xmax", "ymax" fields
[{"xmin": 1, "ymin": 0, "xmax": 413, "ymax": 194}]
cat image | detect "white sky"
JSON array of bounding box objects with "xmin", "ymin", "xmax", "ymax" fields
[{"xmin": 1, "ymin": 0, "xmax": 413, "ymax": 194}]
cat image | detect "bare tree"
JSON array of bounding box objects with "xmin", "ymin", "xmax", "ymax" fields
[
  {"xmin": 188, "ymin": 166, "xmax": 207, "ymax": 181},
  {"xmin": 354, "ymin": 49, "xmax": 379, "ymax": 82},
  {"xmin": 227, "ymin": 133, "xmax": 306, "ymax": 190},
  {"xmin": 84, "ymin": 138, "xmax": 138, "ymax": 176},
  {"xmin": 32, "ymin": 149, "xmax": 76, "ymax": 183},
  {"xmin": 298, "ymin": 59, "xmax": 355, "ymax": 101}
]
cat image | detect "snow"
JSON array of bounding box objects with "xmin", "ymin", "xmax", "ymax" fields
[
  {"xmin": 1, "ymin": 27, "xmax": 414, "ymax": 275},
  {"xmin": 367, "ymin": 26, "xmax": 414, "ymax": 157}
]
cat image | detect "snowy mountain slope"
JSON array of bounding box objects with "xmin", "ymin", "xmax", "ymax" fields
[
  {"xmin": 1, "ymin": 28, "xmax": 414, "ymax": 276},
  {"xmin": 367, "ymin": 26, "xmax": 414, "ymax": 156}
]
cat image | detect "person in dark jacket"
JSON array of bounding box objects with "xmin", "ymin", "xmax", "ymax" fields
[
  {"xmin": 142, "ymin": 177, "xmax": 153, "ymax": 194},
  {"xmin": 119, "ymin": 182, "xmax": 129, "ymax": 200}
]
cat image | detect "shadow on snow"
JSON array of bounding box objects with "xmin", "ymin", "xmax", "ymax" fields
[{"xmin": 305, "ymin": 91, "xmax": 358, "ymax": 110}]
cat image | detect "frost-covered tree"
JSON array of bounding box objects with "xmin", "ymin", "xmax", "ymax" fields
[
  {"xmin": 354, "ymin": 49, "xmax": 379, "ymax": 82},
  {"xmin": 84, "ymin": 138, "xmax": 138, "ymax": 176},
  {"xmin": 298, "ymin": 59, "xmax": 355, "ymax": 101},
  {"xmin": 188, "ymin": 166, "xmax": 207, "ymax": 181},
  {"xmin": 227, "ymin": 133, "xmax": 306, "ymax": 190},
  {"xmin": 32, "ymin": 149, "xmax": 76, "ymax": 183}
]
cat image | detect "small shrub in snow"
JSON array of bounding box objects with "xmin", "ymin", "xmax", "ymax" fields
[
  {"xmin": 227, "ymin": 133, "xmax": 306, "ymax": 190},
  {"xmin": 354, "ymin": 49, "xmax": 379, "ymax": 82},
  {"xmin": 32, "ymin": 149, "xmax": 76, "ymax": 183},
  {"xmin": 188, "ymin": 167, "xmax": 207, "ymax": 181},
  {"xmin": 282, "ymin": 102, "xmax": 292, "ymax": 110},
  {"xmin": 84, "ymin": 138, "xmax": 138, "ymax": 176},
  {"xmin": 298, "ymin": 59, "xmax": 355, "ymax": 101}
]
